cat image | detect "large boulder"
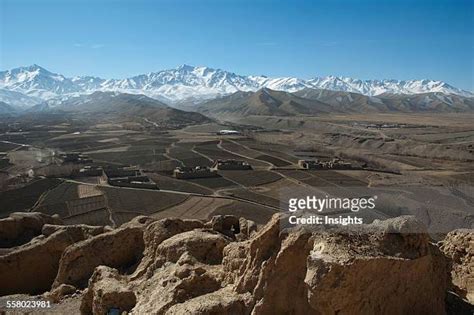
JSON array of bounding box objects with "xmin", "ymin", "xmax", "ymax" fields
[{"xmin": 440, "ymin": 229, "xmax": 474, "ymax": 304}]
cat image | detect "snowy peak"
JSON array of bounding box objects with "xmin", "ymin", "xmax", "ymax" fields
[
  {"xmin": 0, "ymin": 64, "xmax": 472, "ymax": 107},
  {"xmin": 1, "ymin": 64, "xmax": 64, "ymax": 85},
  {"xmin": 0, "ymin": 64, "xmax": 77, "ymax": 99}
]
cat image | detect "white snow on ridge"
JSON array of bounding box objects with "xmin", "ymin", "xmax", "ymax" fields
[
  {"xmin": 0, "ymin": 64, "xmax": 472, "ymax": 107},
  {"xmin": 0, "ymin": 88, "xmax": 42, "ymax": 108}
]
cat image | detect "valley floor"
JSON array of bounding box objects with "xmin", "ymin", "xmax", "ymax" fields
[{"xmin": 0, "ymin": 113, "xmax": 472, "ymax": 234}]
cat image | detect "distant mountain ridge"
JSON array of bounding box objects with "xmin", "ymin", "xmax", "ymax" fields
[
  {"xmin": 0, "ymin": 101, "xmax": 16, "ymax": 115},
  {"xmin": 197, "ymin": 88, "xmax": 336, "ymax": 118},
  {"xmin": 196, "ymin": 88, "xmax": 474, "ymax": 119},
  {"xmin": 0, "ymin": 64, "xmax": 472, "ymax": 107},
  {"xmin": 30, "ymin": 91, "xmax": 211, "ymax": 126}
]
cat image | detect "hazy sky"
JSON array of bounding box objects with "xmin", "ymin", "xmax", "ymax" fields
[{"xmin": 1, "ymin": 0, "xmax": 473, "ymax": 90}]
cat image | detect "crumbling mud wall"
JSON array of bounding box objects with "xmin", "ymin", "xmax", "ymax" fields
[{"xmin": 0, "ymin": 212, "xmax": 471, "ymax": 314}]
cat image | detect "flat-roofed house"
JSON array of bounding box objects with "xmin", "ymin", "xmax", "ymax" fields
[{"xmin": 211, "ymin": 159, "xmax": 252, "ymax": 170}]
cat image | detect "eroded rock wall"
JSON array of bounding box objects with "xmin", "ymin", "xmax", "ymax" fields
[
  {"xmin": 0, "ymin": 212, "xmax": 462, "ymax": 314},
  {"xmin": 0, "ymin": 213, "xmax": 106, "ymax": 295},
  {"xmin": 440, "ymin": 229, "xmax": 474, "ymax": 304}
]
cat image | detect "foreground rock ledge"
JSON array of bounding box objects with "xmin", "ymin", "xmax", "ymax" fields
[
  {"xmin": 440, "ymin": 229, "xmax": 474, "ymax": 304},
  {"xmin": 0, "ymin": 212, "xmax": 469, "ymax": 314}
]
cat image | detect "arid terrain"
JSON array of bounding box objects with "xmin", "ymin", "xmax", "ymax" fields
[
  {"xmin": 2, "ymin": 0, "xmax": 473, "ymax": 312},
  {"xmin": 1, "ymin": 107, "xmax": 472, "ymax": 232},
  {"xmin": 0, "ymin": 91, "xmax": 473, "ymax": 314}
]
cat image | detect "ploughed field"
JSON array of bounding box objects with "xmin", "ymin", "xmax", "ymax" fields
[
  {"xmin": 0, "ymin": 120, "xmax": 305, "ymax": 225},
  {"xmin": 278, "ymin": 169, "xmax": 367, "ymax": 187},
  {"xmin": 0, "ymin": 115, "xmax": 472, "ymax": 234}
]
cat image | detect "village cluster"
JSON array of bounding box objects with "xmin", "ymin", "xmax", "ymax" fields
[{"xmin": 43, "ymin": 150, "xmax": 354, "ymax": 191}]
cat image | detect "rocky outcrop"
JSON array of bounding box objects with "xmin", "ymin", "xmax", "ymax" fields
[
  {"xmin": 52, "ymin": 216, "xmax": 155, "ymax": 290},
  {"xmin": 125, "ymin": 216, "xmax": 238, "ymax": 314},
  {"xmin": 132, "ymin": 218, "xmax": 204, "ymax": 278},
  {"xmin": 0, "ymin": 212, "xmax": 460, "ymax": 314},
  {"xmin": 81, "ymin": 266, "xmax": 137, "ymax": 315},
  {"xmin": 0, "ymin": 212, "xmax": 63, "ymax": 248},
  {"xmin": 0, "ymin": 221, "xmax": 106, "ymax": 295},
  {"xmin": 78, "ymin": 214, "xmax": 448, "ymax": 314},
  {"xmin": 303, "ymin": 219, "xmax": 446, "ymax": 315},
  {"xmin": 206, "ymin": 215, "xmax": 240, "ymax": 237},
  {"xmin": 440, "ymin": 229, "xmax": 474, "ymax": 304},
  {"xmin": 225, "ymin": 228, "xmax": 314, "ymax": 314},
  {"xmin": 46, "ymin": 284, "xmax": 78, "ymax": 303}
]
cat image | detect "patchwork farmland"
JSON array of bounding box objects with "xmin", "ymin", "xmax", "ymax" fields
[
  {"xmin": 1, "ymin": 115, "xmax": 472, "ymax": 235},
  {"xmin": 0, "ymin": 121, "xmax": 315, "ymax": 225},
  {"xmin": 0, "ymin": 128, "xmax": 380, "ymax": 227}
]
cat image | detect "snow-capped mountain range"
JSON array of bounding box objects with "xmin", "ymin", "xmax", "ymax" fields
[{"xmin": 0, "ymin": 64, "xmax": 472, "ymax": 108}]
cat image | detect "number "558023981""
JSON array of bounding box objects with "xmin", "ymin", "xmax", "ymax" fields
[{"xmin": 6, "ymin": 300, "xmax": 51, "ymax": 308}]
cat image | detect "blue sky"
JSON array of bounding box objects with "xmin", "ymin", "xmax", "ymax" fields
[{"xmin": 1, "ymin": 0, "xmax": 473, "ymax": 90}]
